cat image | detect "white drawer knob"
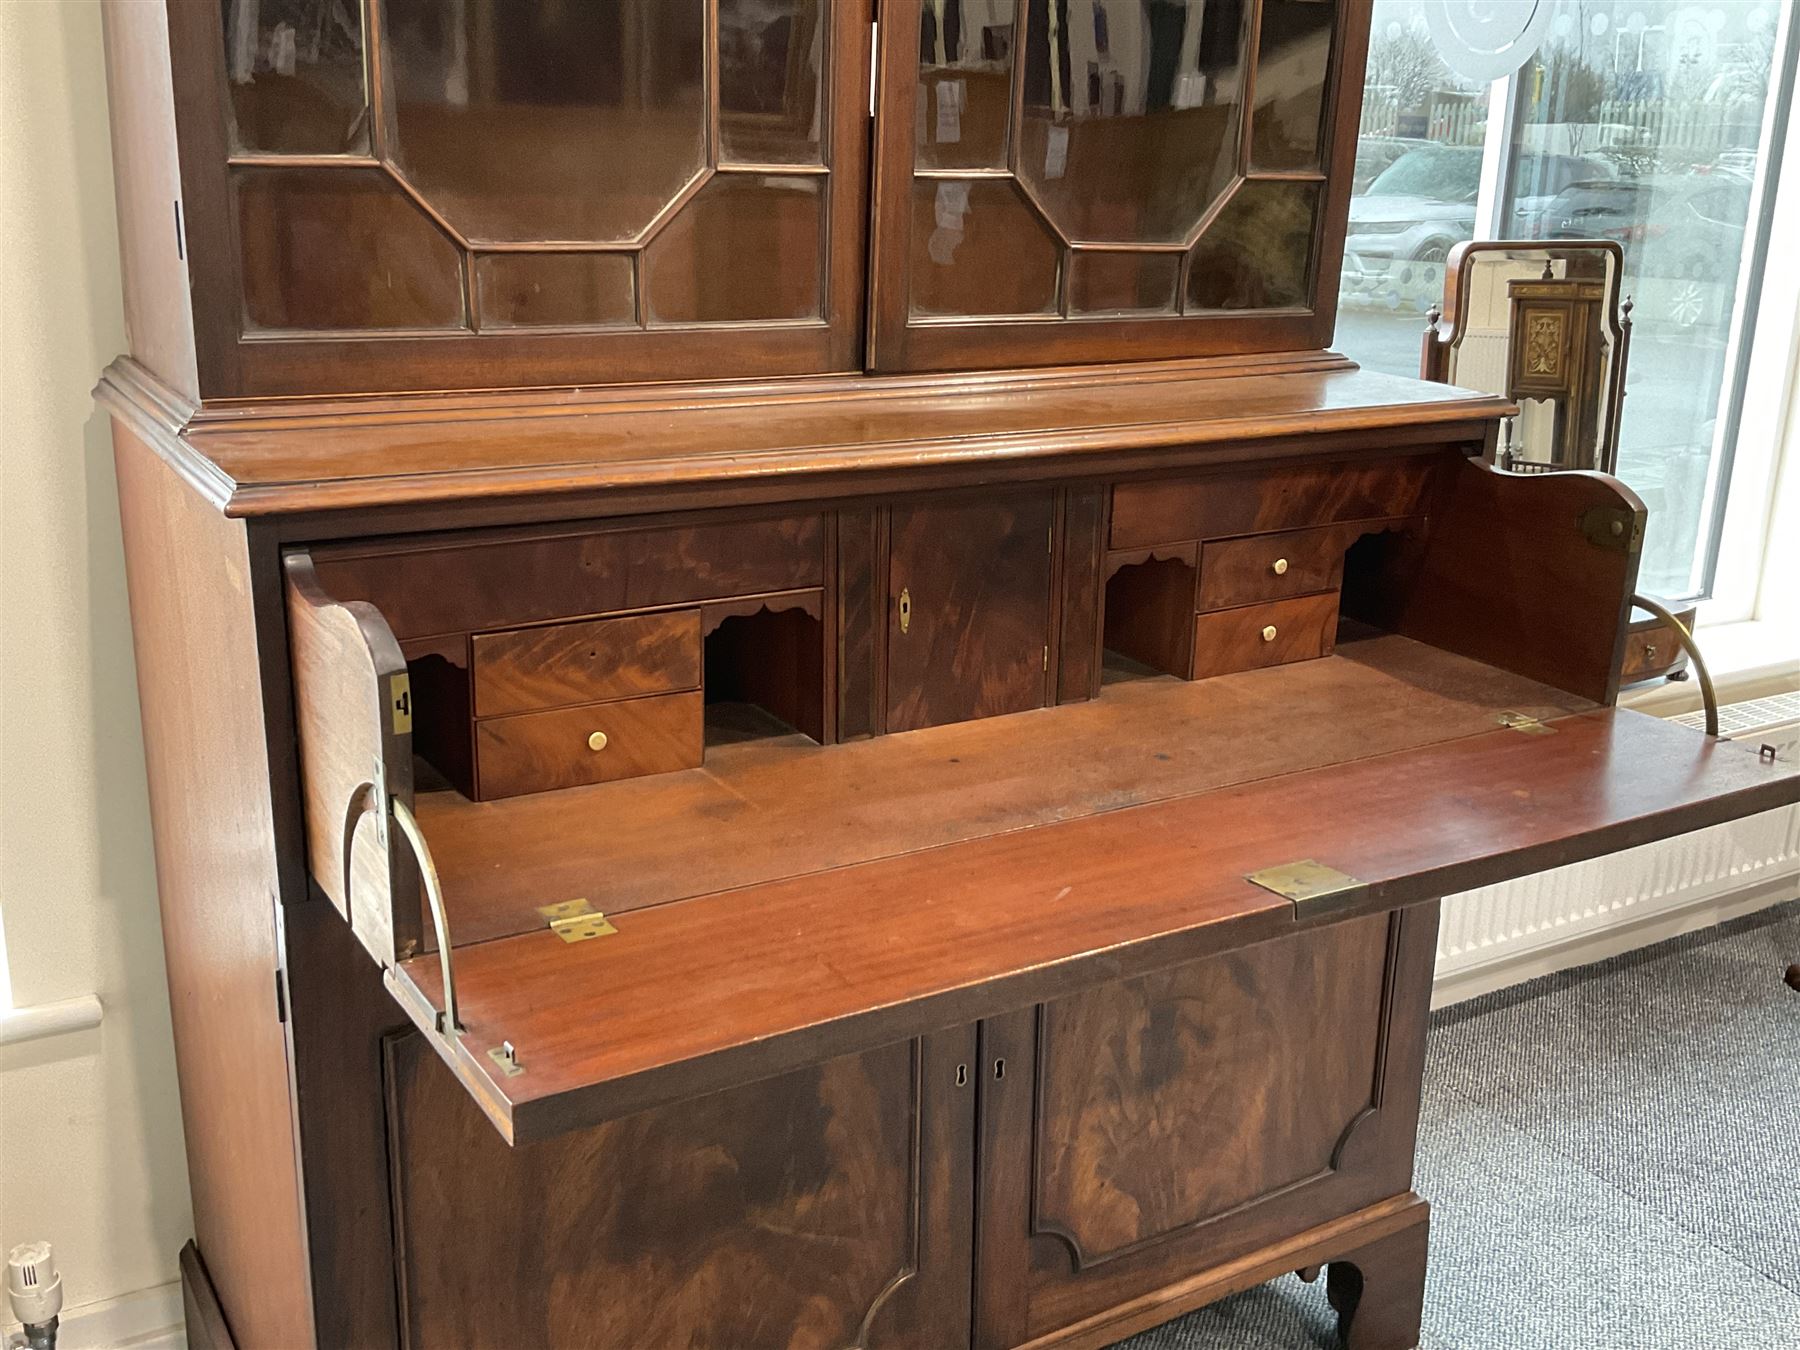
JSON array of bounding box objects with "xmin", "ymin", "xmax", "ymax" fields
[
  {"xmin": 1261, "ymin": 625, "xmax": 1278, "ymax": 642},
  {"xmin": 1271, "ymin": 558, "xmax": 1289, "ymax": 576},
  {"xmin": 587, "ymin": 731, "xmax": 610, "ymax": 752}
]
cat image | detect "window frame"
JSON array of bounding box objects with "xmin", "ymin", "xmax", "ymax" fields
[{"xmin": 1356, "ymin": 1, "xmax": 1800, "ymax": 619}]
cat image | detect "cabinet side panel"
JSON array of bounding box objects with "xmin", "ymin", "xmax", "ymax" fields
[
  {"xmin": 101, "ymin": 1, "xmax": 199, "ymax": 400},
  {"xmin": 114, "ymin": 426, "xmax": 313, "ymax": 1348}
]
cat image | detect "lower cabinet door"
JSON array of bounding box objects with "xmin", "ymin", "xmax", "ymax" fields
[
  {"xmin": 386, "ymin": 1027, "xmax": 977, "ymax": 1349},
  {"xmin": 974, "ymin": 905, "xmax": 1439, "ymax": 1350}
]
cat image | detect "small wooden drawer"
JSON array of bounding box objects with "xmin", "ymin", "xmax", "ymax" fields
[
  {"xmin": 473, "ymin": 610, "xmax": 702, "ymax": 718},
  {"xmin": 1191, "ymin": 592, "xmax": 1339, "ymax": 681},
  {"xmin": 1110, "ymin": 458, "xmax": 1436, "ymax": 549},
  {"xmin": 476, "ymin": 691, "xmax": 704, "ymax": 799},
  {"xmin": 1197, "ymin": 527, "xmax": 1346, "ymax": 612},
  {"xmin": 1620, "ymin": 625, "xmax": 1689, "ymax": 684}
]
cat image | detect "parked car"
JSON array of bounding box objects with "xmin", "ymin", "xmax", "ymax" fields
[
  {"xmin": 1538, "ymin": 172, "xmax": 1751, "ymax": 282},
  {"xmin": 1350, "ymin": 136, "xmax": 1429, "ymax": 194},
  {"xmin": 1342, "ymin": 144, "xmax": 1481, "ymax": 278},
  {"xmin": 1505, "ymin": 154, "xmax": 1617, "ymax": 236}
]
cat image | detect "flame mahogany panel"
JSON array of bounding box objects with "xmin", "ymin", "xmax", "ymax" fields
[{"xmin": 385, "ymin": 1026, "xmax": 976, "ymax": 1350}]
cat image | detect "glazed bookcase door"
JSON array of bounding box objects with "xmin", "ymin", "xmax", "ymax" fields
[
  {"xmin": 868, "ymin": 0, "xmax": 1371, "ymax": 372},
  {"xmin": 171, "ymin": 0, "xmax": 872, "ymax": 396}
]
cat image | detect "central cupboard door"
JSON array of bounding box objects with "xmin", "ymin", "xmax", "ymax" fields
[
  {"xmin": 887, "ymin": 493, "xmax": 1056, "ymax": 732},
  {"xmin": 867, "ymin": 0, "xmax": 1372, "ymax": 371}
]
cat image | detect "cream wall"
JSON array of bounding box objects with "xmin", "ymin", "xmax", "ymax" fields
[{"xmin": 0, "ymin": 0, "xmax": 193, "ymax": 1320}]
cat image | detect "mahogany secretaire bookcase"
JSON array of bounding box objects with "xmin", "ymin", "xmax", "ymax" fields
[{"xmin": 96, "ymin": 3, "xmax": 1798, "ymax": 1348}]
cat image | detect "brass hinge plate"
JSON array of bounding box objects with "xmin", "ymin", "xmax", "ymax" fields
[
  {"xmin": 537, "ymin": 898, "xmax": 618, "ymax": 944},
  {"xmin": 1497, "ymin": 711, "xmax": 1556, "ymax": 736},
  {"xmin": 1578, "ymin": 505, "xmax": 1644, "ymax": 555},
  {"xmin": 1246, "ymin": 860, "xmax": 1363, "ymax": 907}
]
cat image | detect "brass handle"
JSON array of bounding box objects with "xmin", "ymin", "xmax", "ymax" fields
[
  {"xmin": 1261, "ymin": 625, "xmax": 1278, "ymax": 642},
  {"xmin": 587, "ymin": 730, "xmax": 609, "ymax": 752},
  {"xmin": 1643, "ymin": 645, "xmax": 1657, "ymax": 662},
  {"xmin": 1271, "ymin": 558, "xmax": 1289, "ymax": 576}
]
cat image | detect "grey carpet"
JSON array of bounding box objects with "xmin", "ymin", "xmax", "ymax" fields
[{"xmin": 1113, "ymin": 898, "xmax": 1800, "ymax": 1349}]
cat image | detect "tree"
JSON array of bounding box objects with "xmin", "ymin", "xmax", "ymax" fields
[{"xmin": 1367, "ymin": 24, "xmax": 1447, "ymax": 113}]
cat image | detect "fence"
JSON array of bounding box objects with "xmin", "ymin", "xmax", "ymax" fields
[{"xmin": 1360, "ymin": 92, "xmax": 1762, "ymax": 165}]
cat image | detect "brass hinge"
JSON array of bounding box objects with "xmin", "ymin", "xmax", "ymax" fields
[
  {"xmin": 537, "ymin": 898, "xmax": 618, "ymax": 944},
  {"xmin": 1497, "ymin": 711, "xmax": 1556, "ymax": 736},
  {"xmin": 1245, "ymin": 860, "xmax": 1363, "ymax": 917},
  {"xmin": 1577, "ymin": 505, "xmax": 1644, "ymax": 555}
]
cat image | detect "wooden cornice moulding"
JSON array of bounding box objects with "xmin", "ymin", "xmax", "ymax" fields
[{"xmin": 95, "ymin": 355, "xmax": 1515, "ymax": 523}]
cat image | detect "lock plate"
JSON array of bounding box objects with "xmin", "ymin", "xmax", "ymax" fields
[{"xmin": 898, "ymin": 587, "xmax": 912, "ymax": 634}]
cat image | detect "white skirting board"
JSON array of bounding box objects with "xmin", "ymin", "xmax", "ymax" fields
[
  {"xmin": 1433, "ymin": 802, "xmax": 1800, "ymax": 1007},
  {"xmin": 3, "ymin": 1282, "xmax": 182, "ymax": 1350}
]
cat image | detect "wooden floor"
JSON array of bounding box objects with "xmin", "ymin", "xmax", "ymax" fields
[{"xmin": 414, "ymin": 635, "xmax": 1595, "ymax": 947}]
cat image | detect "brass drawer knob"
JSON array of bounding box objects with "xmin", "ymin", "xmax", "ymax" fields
[
  {"xmin": 1261, "ymin": 625, "xmax": 1278, "ymax": 643},
  {"xmin": 587, "ymin": 730, "xmax": 610, "ymax": 752},
  {"xmin": 1271, "ymin": 558, "xmax": 1289, "ymax": 576}
]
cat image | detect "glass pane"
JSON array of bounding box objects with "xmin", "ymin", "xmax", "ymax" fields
[
  {"xmin": 1068, "ymin": 250, "xmax": 1179, "ymax": 314},
  {"xmin": 1186, "ymin": 179, "xmax": 1318, "ymax": 310},
  {"xmin": 719, "ymin": 0, "xmax": 825, "ymax": 165},
  {"xmin": 382, "ymin": 0, "xmax": 707, "ymax": 243},
  {"xmin": 221, "ymin": 0, "xmax": 370, "ymax": 153},
  {"xmin": 917, "ymin": 0, "xmax": 1017, "ymax": 171},
  {"xmin": 475, "ymin": 253, "xmax": 636, "ymax": 328},
  {"xmin": 1503, "ymin": 0, "xmax": 1781, "ymax": 596},
  {"xmin": 645, "ymin": 175, "xmax": 823, "ymax": 322},
  {"xmin": 1336, "ymin": 2, "xmax": 1493, "ymax": 375},
  {"xmin": 1251, "ymin": 0, "xmax": 1336, "ymax": 171},
  {"xmin": 234, "ymin": 168, "xmax": 465, "ymax": 330},
  {"xmin": 909, "ymin": 178, "xmax": 1060, "ymax": 317},
  {"xmin": 1017, "ymin": 0, "xmax": 1250, "ymax": 244}
]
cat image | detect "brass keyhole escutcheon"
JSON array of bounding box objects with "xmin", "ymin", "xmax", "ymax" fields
[
  {"xmin": 587, "ymin": 731, "xmax": 609, "ymax": 752},
  {"xmin": 898, "ymin": 587, "xmax": 912, "ymax": 634},
  {"xmin": 1261, "ymin": 625, "xmax": 1278, "ymax": 642},
  {"xmin": 1271, "ymin": 558, "xmax": 1289, "ymax": 576}
]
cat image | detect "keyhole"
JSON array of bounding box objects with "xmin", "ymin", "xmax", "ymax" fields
[
  {"xmin": 994, "ymin": 1058, "xmax": 1006, "ymax": 1080},
  {"xmin": 954, "ymin": 1063, "xmax": 968, "ymax": 1087},
  {"xmin": 899, "ymin": 587, "xmax": 913, "ymax": 635}
]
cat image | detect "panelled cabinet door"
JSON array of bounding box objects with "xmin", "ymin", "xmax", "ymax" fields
[
  {"xmin": 170, "ymin": 0, "xmax": 873, "ymax": 395},
  {"xmin": 868, "ymin": 0, "xmax": 1371, "ymax": 371},
  {"xmin": 387, "ymin": 1025, "xmax": 978, "ymax": 1350},
  {"xmin": 973, "ymin": 905, "xmax": 1437, "ymax": 1348},
  {"xmin": 887, "ymin": 492, "xmax": 1055, "ymax": 732}
]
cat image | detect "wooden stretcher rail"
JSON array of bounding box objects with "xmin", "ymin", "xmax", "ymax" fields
[{"xmin": 392, "ymin": 708, "xmax": 1799, "ymax": 1143}]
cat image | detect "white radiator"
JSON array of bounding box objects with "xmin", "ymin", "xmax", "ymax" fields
[{"xmin": 1432, "ymin": 694, "xmax": 1800, "ymax": 1005}]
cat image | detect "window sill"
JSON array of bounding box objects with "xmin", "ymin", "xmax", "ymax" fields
[
  {"xmin": 1621, "ymin": 619, "xmax": 1800, "ymax": 719},
  {"xmin": 0, "ymin": 994, "xmax": 104, "ymax": 1048}
]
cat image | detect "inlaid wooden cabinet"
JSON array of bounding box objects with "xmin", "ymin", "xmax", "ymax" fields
[{"xmin": 98, "ymin": 5, "xmax": 1800, "ymax": 1350}]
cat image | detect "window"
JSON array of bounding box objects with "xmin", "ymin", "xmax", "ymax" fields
[{"xmin": 1338, "ymin": 0, "xmax": 1797, "ymax": 605}]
